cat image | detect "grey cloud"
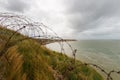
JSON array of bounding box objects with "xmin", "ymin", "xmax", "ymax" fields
[
  {"xmin": 4, "ymin": 0, "xmax": 30, "ymax": 12},
  {"xmin": 63, "ymin": 0, "xmax": 120, "ymax": 33},
  {"xmin": 0, "ymin": 0, "xmax": 120, "ymax": 39}
]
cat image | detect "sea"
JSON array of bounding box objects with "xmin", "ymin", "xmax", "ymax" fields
[{"xmin": 46, "ymin": 40, "xmax": 120, "ymax": 80}]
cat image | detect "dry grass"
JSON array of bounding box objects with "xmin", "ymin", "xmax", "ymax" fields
[
  {"xmin": 0, "ymin": 46, "xmax": 26, "ymax": 80},
  {"xmin": 0, "ymin": 27, "xmax": 104, "ymax": 80}
]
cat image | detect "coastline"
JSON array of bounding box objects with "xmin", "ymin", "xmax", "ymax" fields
[{"xmin": 0, "ymin": 27, "xmax": 104, "ymax": 80}]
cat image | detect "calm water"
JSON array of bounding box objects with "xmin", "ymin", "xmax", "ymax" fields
[{"xmin": 46, "ymin": 40, "xmax": 120, "ymax": 80}]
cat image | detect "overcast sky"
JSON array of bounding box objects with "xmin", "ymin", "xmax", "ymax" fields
[{"xmin": 0, "ymin": 0, "xmax": 120, "ymax": 39}]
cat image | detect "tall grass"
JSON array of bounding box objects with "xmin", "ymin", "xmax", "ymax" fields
[
  {"xmin": 0, "ymin": 27, "xmax": 104, "ymax": 80},
  {"xmin": 0, "ymin": 46, "xmax": 26, "ymax": 80}
]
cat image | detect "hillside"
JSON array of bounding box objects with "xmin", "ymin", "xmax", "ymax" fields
[{"xmin": 0, "ymin": 26, "xmax": 104, "ymax": 80}]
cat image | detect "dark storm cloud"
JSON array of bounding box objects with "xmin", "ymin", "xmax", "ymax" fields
[
  {"xmin": 4, "ymin": 0, "xmax": 30, "ymax": 12},
  {"xmin": 63, "ymin": 0, "xmax": 120, "ymax": 33}
]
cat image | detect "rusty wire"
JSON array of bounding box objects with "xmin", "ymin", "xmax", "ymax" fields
[{"xmin": 0, "ymin": 12, "xmax": 119, "ymax": 80}]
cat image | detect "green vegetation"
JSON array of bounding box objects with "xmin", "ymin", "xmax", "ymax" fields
[{"xmin": 0, "ymin": 26, "xmax": 104, "ymax": 80}]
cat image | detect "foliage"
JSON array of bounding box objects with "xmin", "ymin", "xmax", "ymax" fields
[{"xmin": 0, "ymin": 27, "xmax": 104, "ymax": 80}]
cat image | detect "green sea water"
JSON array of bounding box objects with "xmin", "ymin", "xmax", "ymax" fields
[{"xmin": 46, "ymin": 40, "xmax": 120, "ymax": 80}]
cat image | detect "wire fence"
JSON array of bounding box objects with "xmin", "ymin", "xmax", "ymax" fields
[{"xmin": 0, "ymin": 12, "xmax": 119, "ymax": 80}]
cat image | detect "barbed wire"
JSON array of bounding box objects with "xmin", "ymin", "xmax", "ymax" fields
[
  {"xmin": 0, "ymin": 12, "xmax": 119, "ymax": 80},
  {"xmin": 82, "ymin": 63, "xmax": 120, "ymax": 80}
]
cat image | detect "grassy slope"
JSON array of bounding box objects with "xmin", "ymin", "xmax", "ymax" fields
[{"xmin": 0, "ymin": 26, "xmax": 104, "ymax": 80}]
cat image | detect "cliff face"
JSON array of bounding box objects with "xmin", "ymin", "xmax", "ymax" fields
[{"xmin": 0, "ymin": 27, "xmax": 103, "ymax": 80}]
